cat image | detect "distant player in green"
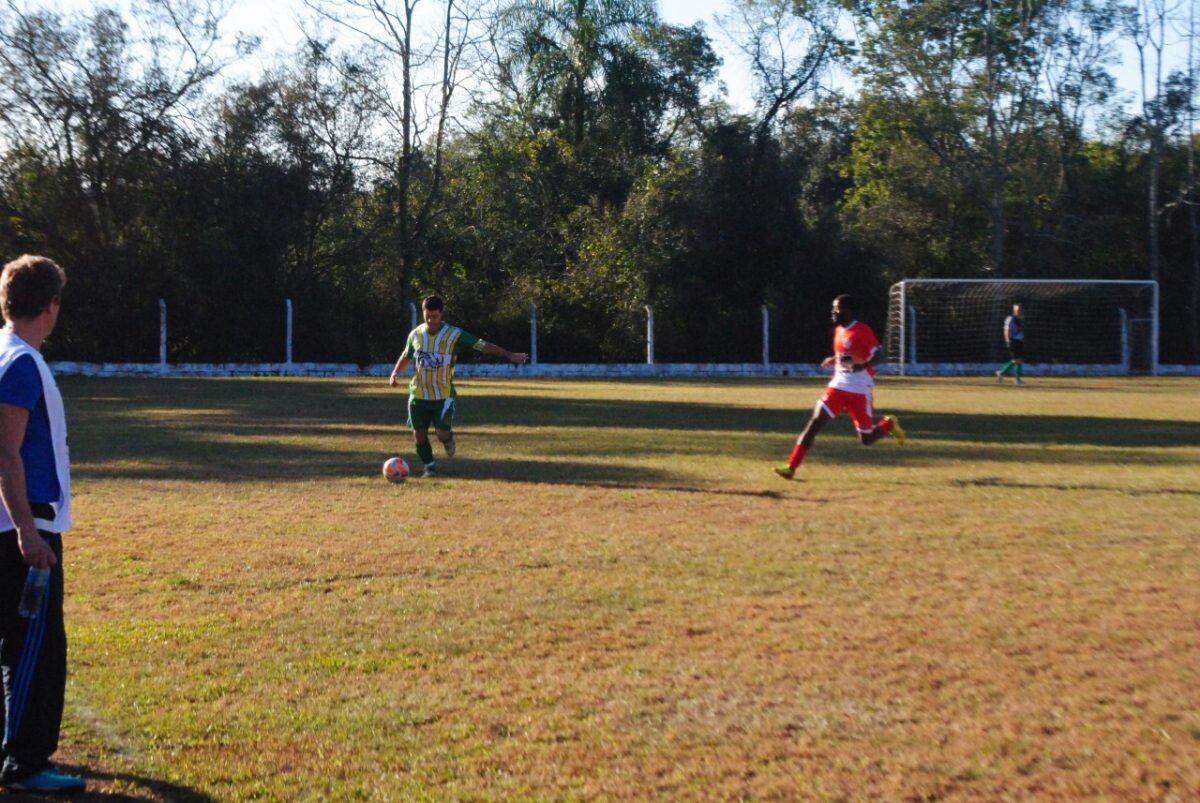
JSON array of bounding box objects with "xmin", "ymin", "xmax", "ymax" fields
[
  {"xmin": 995, "ymin": 303, "xmax": 1025, "ymax": 385},
  {"xmin": 388, "ymin": 296, "xmax": 528, "ymax": 477}
]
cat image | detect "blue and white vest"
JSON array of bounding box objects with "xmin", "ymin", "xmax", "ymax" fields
[{"xmin": 0, "ymin": 330, "xmax": 71, "ymax": 533}]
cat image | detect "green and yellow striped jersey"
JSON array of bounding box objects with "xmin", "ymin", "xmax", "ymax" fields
[{"xmin": 401, "ymin": 324, "xmax": 485, "ymax": 400}]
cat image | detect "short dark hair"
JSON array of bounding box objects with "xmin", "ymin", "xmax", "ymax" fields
[
  {"xmin": 422, "ymin": 295, "xmax": 444, "ymax": 312},
  {"xmin": 833, "ymin": 293, "xmax": 856, "ymax": 315},
  {"xmin": 1, "ymin": 255, "xmax": 66, "ymax": 321}
]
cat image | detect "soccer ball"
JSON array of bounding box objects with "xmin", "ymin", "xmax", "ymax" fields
[{"xmin": 382, "ymin": 456, "xmax": 410, "ymax": 484}]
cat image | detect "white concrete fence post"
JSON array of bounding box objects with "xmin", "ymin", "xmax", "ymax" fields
[
  {"xmin": 159, "ymin": 299, "xmax": 167, "ymax": 373},
  {"xmin": 530, "ymin": 303, "xmax": 538, "ymax": 365},
  {"xmin": 1119, "ymin": 308, "xmax": 1130, "ymax": 375},
  {"xmin": 761, "ymin": 303, "xmax": 769, "ymax": 367},
  {"xmin": 908, "ymin": 304, "xmax": 918, "ymax": 367},
  {"xmin": 285, "ymin": 299, "xmax": 293, "ymax": 369},
  {"xmin": 646, "ymin": 305, "xmax": 655, "ymax": 365},
  {"xmin": 1150, "ymin": 281, "xmax": 1159, "ymax": 376}
]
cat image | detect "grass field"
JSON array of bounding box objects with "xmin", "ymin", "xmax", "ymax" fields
[{"xmin": 24, "ymin": 376, "xmax": 1200, "ymax": 800}]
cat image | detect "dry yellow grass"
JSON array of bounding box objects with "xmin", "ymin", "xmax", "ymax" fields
[{"xmin": 32, "ymin": 376, "xmax": 1200, "ymax": 800}]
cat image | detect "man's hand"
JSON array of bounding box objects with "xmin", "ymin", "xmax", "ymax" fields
[
  {"xmin": 388, "ymin": 373, "xmax": 400, "ymax": 387},
  {"xmin": 17, "ymin": 528, "xmax": 56, "ymax": 569},
  {"xmin": 508, "ymin": 352, "xmax": 529, "ymax": 365},
  {"xmin": 820, "ymin": 356, "xmax": 836, "ymax": 369}
]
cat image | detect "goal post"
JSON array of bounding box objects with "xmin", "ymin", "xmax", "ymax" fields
[{"xmin": 886, "ymin": 279, "xmax": 1159, "ymax": 376}]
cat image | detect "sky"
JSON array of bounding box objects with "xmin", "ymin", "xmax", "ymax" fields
[
  {"xmin": 39, "ymin": 0, "xmax": 1192, "ymax": 117},
  {"xmin": 214, "ymin": 0, "xmax": 759, "ymax": 108},
  {"xmin": 218, "ymin": 0, "xmax": 734, "ymax": 56},
  {"xmin": 216, "ymin": 0, "xmax": 1177, "ymax": 112}
]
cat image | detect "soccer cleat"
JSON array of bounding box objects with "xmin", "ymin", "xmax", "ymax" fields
[
  {"xmin": 422, "ymin": 462, "xmax": 437, "ymax": 478},
  {"xmin": 884, "ymin": 415, "xmax": 906, "ymax": 446},
  {"xmin": 773, "ymin": 464, "xmax": 795, "ymax": 480},
  {"xmin": 1015, "ymin": 378, "xmax": 1024, "ymax": 385},
  {"xmin": 443, "ymin": 435, "xmax": 456, "ymax": 457},
  {"xmin": 2, "ymin": 767, "xmax": 87, "ymax": 792},
  {"xmin": 995, "ymin": 370, "xmax": 1003, "ymax": 383}
]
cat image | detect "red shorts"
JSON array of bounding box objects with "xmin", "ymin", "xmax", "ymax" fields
[{"xmin": 818, "ymin": 387, "xmax": 875, "ymax": 433}]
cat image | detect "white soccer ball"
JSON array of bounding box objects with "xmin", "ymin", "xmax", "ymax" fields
[{"xmin": 383, "ymin": 456, "xmax": 410, "ymax": 484}]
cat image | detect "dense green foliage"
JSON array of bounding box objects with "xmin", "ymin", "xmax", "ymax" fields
[{"xmin": 0, "ymin": 0, "xmax": 1196, "ymax": 364}]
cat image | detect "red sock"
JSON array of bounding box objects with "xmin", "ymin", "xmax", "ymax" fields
[{"xmin": 787, "ymin": 443, "xmax": 807, "ymax": 469}]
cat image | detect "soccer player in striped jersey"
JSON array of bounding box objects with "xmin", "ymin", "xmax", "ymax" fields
[
  {"xmin": 774, "ymin": 294, "xmax": 906, "ymax": 480},
  {"xmin": 388, "ymin": 296, "xmax": 528, "ymax": 477}
]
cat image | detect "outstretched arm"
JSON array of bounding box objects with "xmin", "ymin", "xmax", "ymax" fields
[{"xmin": 481, "ymin": 342, "xmax": 528, "ymax": 365}]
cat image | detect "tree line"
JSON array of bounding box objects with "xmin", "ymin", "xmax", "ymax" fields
[{"xmin": 0, "ymin": 0, "xmax": 1196, "ymax": 365}]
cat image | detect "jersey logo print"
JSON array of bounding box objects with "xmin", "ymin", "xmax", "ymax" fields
[{"xmin": 416, "ymin": 351, "xmax": 449, "ymax": 369}]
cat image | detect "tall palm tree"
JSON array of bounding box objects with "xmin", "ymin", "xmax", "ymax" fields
[{"xmin": 498, "ymin": 0, "xmax": 659, "ymax": 145}]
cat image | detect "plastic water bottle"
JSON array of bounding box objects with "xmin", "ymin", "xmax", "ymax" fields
[{"xmin": 17, "ymin": 566, "xmax": 50, "ymax": 619}]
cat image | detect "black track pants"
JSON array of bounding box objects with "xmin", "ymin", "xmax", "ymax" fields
[{"xmin": 0, "ymin": 529, "xmax": 66, "ymax": 781}]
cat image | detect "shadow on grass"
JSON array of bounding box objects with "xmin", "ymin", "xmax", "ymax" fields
[
  {"xmin": 74, "ymin": 444, "xmax": 785, "ymax": 498},
  {"xmin": 950, "ymin": 476, "xmax": 1200, "ymax": 497},
  {"xmin": 440, "ymin": 458, "xmax": 786, "ymax": 499},
  {"xmin": 0, "ymin": 764, "xmax": 216, "ymax": 802},
  {"xmin": 61, "ymin": 378, "xmax": 1200, "ymax": 485}
]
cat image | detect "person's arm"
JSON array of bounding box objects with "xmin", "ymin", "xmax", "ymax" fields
[
  {"xmin": 389, "ymin": 336, "xmax": 414, "ymax": 387},
  {"xmin": 0, "ymin": 403, "xmax": 54, "ymax": 569},
  {"xmin": 480, "ymin": 342, "xmax": 528, "ymax": 365},
  {"xmin": 850, "ymin": 349, "xmax": 884, "ymax": 372},
  {"xmin": 388, "ymin": 355, "xmax": 411, "ymax": 387}
]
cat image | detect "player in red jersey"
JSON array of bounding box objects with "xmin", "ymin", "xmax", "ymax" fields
[{"xmin": 774, "ymin": 294, "xmax": 906, "ymax": 480}]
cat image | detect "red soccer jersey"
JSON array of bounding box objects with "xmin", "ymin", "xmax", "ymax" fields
[{"xmin": 827, "ymin": 321, "xmax": 880, "ymax": 393}]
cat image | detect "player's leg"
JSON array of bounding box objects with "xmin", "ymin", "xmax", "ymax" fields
[
  {"xmin": 860, "ymin": 428, "xmax": 884, "ymax": 445},
  {"xmin": 857, "ymin": 391, "xmax": 905, "ymax": 446},
  {"xmin": 0, "ymin": 534, "xmax": 81, "ymax": 793},
  {"xmin": 433, "ymin": 398, "xmax": 456, "ymax": 456},
  {"xmin": 1, "ymin": 532, "xmax": 24, "ymax": 777},
  {"xmin": 412, "ymin": 426, "xmax": 436, "ymax": 474},
  {"xmin": 798, "ymin": 401, "xmax": 833, "ymax": 451},
  {"xmin": 775, "ymin": 397, "xmax": 834, "ymax": 479},
  {"xmin": 408, "ymin": 398, "xmax": 437, "ymax": 475},
  {"xmin": 855, "ymin": 391, "xmax": 885, "ymax": 445},
  {"xmin": 861, "ymin": 417, "xmax": 904, "ymax": 445},
  {"xmin": 1009, "ymin": 343, "xmax": 1025, "ymax": 384}
]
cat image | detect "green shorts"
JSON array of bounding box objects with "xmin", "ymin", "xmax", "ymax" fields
[{"xmin": 408, "ymin": 396, "xmax": 457, "ymax": 432}]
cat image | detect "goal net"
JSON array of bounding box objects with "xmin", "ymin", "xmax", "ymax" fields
[{"xmin": 886, "ymin": 279, "xmax": 1159, "ymax": 376}]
